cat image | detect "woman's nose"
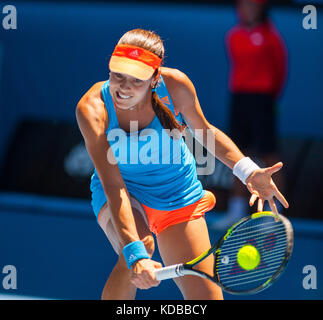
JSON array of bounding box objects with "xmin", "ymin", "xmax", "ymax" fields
[{"xmin": 119, "ymin": 78, "xmax": 130, "ymax": 90}]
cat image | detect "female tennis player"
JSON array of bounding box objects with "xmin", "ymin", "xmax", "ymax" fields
[{"xmin": 76, "ymin": 28, "xmax": 289, "ymax": 300}]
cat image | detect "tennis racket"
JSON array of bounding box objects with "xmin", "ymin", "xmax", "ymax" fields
[{"xmin": 155, "ymin": 211, "xmax": 294, "ymax": 295}]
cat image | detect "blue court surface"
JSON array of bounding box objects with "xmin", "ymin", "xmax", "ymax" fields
[{"xmin": 0, "ymin": 192, "xmax": 322, "ymax": 300}]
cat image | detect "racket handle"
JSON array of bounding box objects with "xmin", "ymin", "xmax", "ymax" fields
[{"xmin": 155, "ymin": 264, "xmax": 183, "ymax": 281}]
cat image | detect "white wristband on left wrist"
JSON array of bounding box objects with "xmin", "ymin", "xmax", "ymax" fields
[{"xmin": 233, "ymin": 157, "xmax": 260, "ymax": 185}]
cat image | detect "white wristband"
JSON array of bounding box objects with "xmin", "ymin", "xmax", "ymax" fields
[{"xmin": 233, "ymin": 157, "xmax": 260, "ymax": 185}]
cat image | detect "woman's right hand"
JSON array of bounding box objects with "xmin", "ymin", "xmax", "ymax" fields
[{"xmin": 130, "ymin": 259, "xmax": 162, "ymax": 289}]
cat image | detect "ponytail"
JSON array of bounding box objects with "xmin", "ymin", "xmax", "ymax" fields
[{"xmin": 151, "ymin": 91, "xmax": 186, "ymax": 139}]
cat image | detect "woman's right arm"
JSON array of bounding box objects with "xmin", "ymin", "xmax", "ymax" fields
[
  {"xmin": 75, "ymin": 83, "xmax": 161, "ymax": 289},
  {"xmin": 76, "ymin": 83, "xmax": 141, "ymax": 247}
]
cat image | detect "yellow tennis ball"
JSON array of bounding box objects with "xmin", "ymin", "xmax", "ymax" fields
[{"xmin": 237, "ymin": 245, "xmax": 260, "ymax": 270}]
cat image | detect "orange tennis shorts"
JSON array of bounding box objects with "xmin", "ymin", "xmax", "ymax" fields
[{"xmin": 141, "ymin": 190, "xmax": 216, "ymax": 235}]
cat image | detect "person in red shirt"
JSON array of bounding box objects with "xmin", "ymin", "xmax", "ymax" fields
[{"xmin": 214, "ymin": 0, "xmax": 288, "ymax": 228}]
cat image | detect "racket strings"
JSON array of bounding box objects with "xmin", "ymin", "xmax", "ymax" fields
[
  {"xmin": 218, "ymin": 260, "xmax": 284, "ymax": 289},
  {"xmin": 218, "ymin": 235, "xmax": 285, "ymax": 263},
  {"xmin": 215, "ymin": 216, "xmax": 290, "ymax": 292},
  {"xmin": 219, "ymin": 262, "xmax": 283, "ymax": 282},
  {"xmin": 224, "ymin": 223, "xmax": 284, "ymax": 242},
  {"xmin": 218, "ymin": 247, "xmax": 286, "ymax": 271},
  {"xmin": 225, "ymin": 274, "xmax": 277, "ymax": 288},
  {"xmin": 218, "ymin": 255, "xmax": 284, "ymax": 280},
  {"xmin": 217, "ymin": 244, "xmax": 286, "ymax": 270},
  {"xmin": 219, "ymin": 230, "xmax": 286, "ymax": 254},
  {"xmin": 227, "ymin": 220, "xmax": 279, "ymax": 235}
]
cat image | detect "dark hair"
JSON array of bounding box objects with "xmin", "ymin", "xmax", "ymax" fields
[
  {"xmin": 259, "ymin": 3, "xmax": 269, "ymax": 23},
  {"xmin": 118, "ymin": 29, "xmax": 186, "ymax": 136},
  {"xmin": 236, "ymin": 0, "xmax": 269, "ymax": 26}
]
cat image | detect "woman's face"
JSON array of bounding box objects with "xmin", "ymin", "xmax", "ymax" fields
[
  {"xmin": 109, "ymin": 71, "xmax": 154, "ymax": 110},
  {"xmin": 237, "ymin": 0, "xmax": 264, "ymax": 26}
]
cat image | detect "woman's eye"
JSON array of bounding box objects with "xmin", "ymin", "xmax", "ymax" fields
[
  {"xmin": 111, "ymin": 73, "xmax": 123, "ymax": 80},
  {"xmin": 133, "ymin": 79, "xmax": 143, "ymax": 84}
]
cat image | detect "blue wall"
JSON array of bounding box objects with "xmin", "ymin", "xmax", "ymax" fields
[{"xmin": 0, "ymin": 2, "xmax": 322, "ymax": 166}]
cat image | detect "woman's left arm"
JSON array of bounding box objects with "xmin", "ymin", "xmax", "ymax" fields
[{"xmin": 165, "ymin": 69, "xmax": 289, "ymax": 214}]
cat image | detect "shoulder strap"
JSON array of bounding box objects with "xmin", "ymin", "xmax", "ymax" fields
[
  {"xmin": 156, "ymin": 76, "xmax": 183, "ymax": 123},
  {"xmin": 101, "ymin": 80, "xmax": 119, "ymax": 130}
]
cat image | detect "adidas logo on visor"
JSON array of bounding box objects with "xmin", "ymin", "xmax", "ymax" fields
[{"xmin": 129, "ymin": 49, "xmax": 139, "ymax": 57}]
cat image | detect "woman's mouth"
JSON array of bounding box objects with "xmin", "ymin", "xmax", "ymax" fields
[{"xmin": 116, "ymin": 91, "xmax": 132, "ymax": 99}]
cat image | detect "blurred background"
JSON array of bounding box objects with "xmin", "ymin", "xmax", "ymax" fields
[{"xmin": 0, "ymin": 0, "xmax": 322, "ymax": 300}]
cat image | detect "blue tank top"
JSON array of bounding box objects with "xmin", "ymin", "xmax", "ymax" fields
[{"xmin": 90, "ymin": 76, "xmax": 205, "ymax": 210}]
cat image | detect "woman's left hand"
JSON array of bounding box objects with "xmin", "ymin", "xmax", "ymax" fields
[{"xmin": 246, "ymin": 162, "xmax": 289, "ymax": 216}]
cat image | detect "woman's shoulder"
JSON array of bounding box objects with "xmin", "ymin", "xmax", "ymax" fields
[
  {"xmin": 77, "ymin": 81, "xmax": 106, "ymax": 113},
  {"xmin": 76, "ymin": 81, "xmax": 108, "ymax": 137},
  {"xmin": 161, "ymin": 67, "xmax": 188, "ymax": 85},
  {"xmin": 161, "ymin": 67, "xmax": 195, "ymax": 95},
  {"xmin": 161, "ymin": 67, "xmax": 196, "ymax": 113}
]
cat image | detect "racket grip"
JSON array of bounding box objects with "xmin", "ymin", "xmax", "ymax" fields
[{"xmin": 155, "ymin": 264, "xmax": 183, "ymax": 281}]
